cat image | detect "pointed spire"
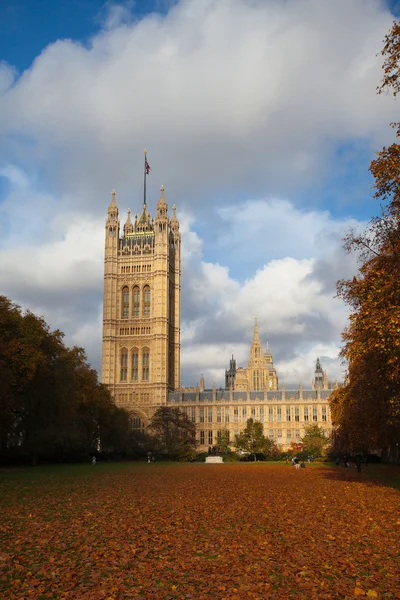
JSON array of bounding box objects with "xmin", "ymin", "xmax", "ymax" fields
[
  {"xmin": 265, "ymin": 333, "xmax": 272, "ymax": 357},
  {"xmin": 108, "ymin": 189, "xmax": 118, "ymax": 214},
  {"xmin": 156, "ymin": 184, "xmax": 168, "ymax": 216},
  {"xmin": 253, "ymin": 317, "xmax": 260, "ymax": 342},
  {"xmin": 170, "ymin": 203, "xmax": 179, "ymax": 232},
  {"xmin": 124, "ymin": 208, "xmax": 133, "ymax": 235}
]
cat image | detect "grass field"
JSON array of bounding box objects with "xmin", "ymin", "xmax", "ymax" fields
[{"xmin": 1, "ymin": 462, "xmax": 399, "ymax": 599}]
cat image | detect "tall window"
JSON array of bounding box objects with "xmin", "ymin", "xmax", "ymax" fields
[
  {"xmin": 120, "ymin": 349, "xmax": 128, "ymax": 381},
  {"xmin": 304, "ymin": 407, "xmax": 309, "ymax": 422},
  {"xmin": 260, "ymin": 407, "xmax": 264, "ymax": 423},
  {"xmin": 269, "ymin": 429, "xmax": 274, "ymax": 442},
  {"xmin": 296, "ymin": 429, "xmax": 300, "ymax": 443},
  {"xmin": 208, "ymin": 408, "xmax": 213, "ymax": 423},
  {"xmin": 277, "ymin": 430, "xmax": 282, "ymax": 444},
  {"xmin": 143, "ymin": 285, "xmax": 151, "ymax": 317},
  {"xmin": 191, "ymin": 408, "xmax": 196, "ymax": 423},
  {"xmin": 277, "ymin": 407, "xmax": 282, "ymax": 422},
  {"xmin": 322, "ymin": 406, "xmax": 327, "ymax": 422},
  {"xmin": 269, "ymin": 407, "xmax": 273, "ymax": 422},
  {"xmin": 295, "ymin": 407, "xmax": 300, "ymax": 422},
  {"xmin": 234, "ymin": 408, "xmax": 238, "ymax": 423},
  {"xmin": 286, "ymin": 407, "xmax": 291, "ymax": 422},
  {"xmin": 200, "ymin": 408, "xmax": 205, "ymax": 423},
  {"xmin": 242, "ymin": 407, "xmax": 247, "ymax": 422},
  {"xmin": 122, "ymin": 287, "xmax": 129, "ymax": 318},
  {"xmin": 142, "ymin": 348, "xmax": 149, "ymax": 381},
  {"xmin": 200, "ymin": 430, "xmax": 205, "ymax": 445},
  {"xmin": 251, "ymin": 407, "xmax": 256, "ymax": 419},
  {"xmin": 286, "ymin": 429, "xmax": 292, "ymax": 443},
  {"xmin": 131, "ymin": 348, "xmax": 139, "ymax": 380},
  {"xmin": 313, "ymin": 407, "xmax": 318, "ymax": 421},
  {"xmin": 217, "ymin": 408, "xmax": 222, "ymax": 423},
  {"xmin": 208, "ymin": 430, "xmax": 213, "ymax": 445},
  {"xmin": 133, "ymin": 286, "xmax": 140, "ymax": 317},
  {"xmin": 225, "ymin": 408, "xmax": 230, "ymax": 423}
]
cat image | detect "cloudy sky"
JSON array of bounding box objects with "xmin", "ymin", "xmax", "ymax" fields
[{"xmin": 0, "ymin": 0, "xmax": 399, "ymax": 388}]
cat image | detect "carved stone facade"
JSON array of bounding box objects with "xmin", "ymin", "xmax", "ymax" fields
[
  {"xmin": 102, "ymin": 185, "xmax": 335, "ymax": 450},
  {"xmin": 101, "ymin": 187, "xmax": 181, "ymax": 424}
]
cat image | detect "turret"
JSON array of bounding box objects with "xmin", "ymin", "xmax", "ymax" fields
[
  {"xmin": 105, "ymin": 189, "xmax": 120, "ymax": 246},
  {"xmin": 123, "ymin": 208, "xmax": 133, "ymax": 236}
]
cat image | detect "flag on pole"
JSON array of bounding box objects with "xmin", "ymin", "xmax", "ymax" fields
[{"xmin": 145, "ymin": 158, "xmax": 151, "ymax": 174}]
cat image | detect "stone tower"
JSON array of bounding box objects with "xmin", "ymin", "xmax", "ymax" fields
[
  {"xmin": 101, "ymin": 176, "xmax": 181, "ymax": 423},
  {"xmin": 312, "ymin": 357, "xmax": 329, "ymax": 390},
  {"xmin": 233, "ymin": 319, "xmax": 278, "ymax": 391}
]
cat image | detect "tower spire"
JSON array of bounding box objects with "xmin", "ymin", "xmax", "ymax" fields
[{"xmin": 253, "ymin": 317, "xmax": 260, "ymax": 342}]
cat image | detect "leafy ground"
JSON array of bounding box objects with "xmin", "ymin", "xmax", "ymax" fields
[{"xmin": 1, "ymin": 463, "xmax": 399, "ymax": 599}]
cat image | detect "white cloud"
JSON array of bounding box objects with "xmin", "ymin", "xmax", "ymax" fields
[
  {"xmin": 0, "ymin": 0, "xmax": 393, "ymax": 390},
  {"xmin": 0, "ymin": 0, "xmax": 397, "ymax": 208}
]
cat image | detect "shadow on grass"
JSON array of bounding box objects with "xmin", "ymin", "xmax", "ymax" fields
[{"xmin": 318, "ymin": 463, "xmax": 400, "ymax": 491}]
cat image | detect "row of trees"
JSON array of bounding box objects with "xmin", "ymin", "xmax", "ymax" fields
[
  {"xmin": 0, "ymin": 296, "xmax": 132, "ymax": 464},
  {"xmin": 330, "ymin": 21, "xmax": 400, "ymax": 459},
  {"xmin": 233, "ymin": 418, "xmax": 328, "ymax": 461}
]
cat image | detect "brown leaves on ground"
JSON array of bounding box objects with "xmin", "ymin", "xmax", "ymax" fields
[{"xmin": 0, "ymin": 464, "xmax": 399, "ymax": 599}]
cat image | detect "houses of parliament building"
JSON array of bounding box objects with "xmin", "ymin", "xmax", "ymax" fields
[{"xmin": 101, "ymin": 185, "xmax": 335, "ymax": 450}]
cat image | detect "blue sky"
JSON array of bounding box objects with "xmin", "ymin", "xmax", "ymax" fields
[{"xmin": 0, "ymin": 0, "xmax": 399, "ymax": 387}]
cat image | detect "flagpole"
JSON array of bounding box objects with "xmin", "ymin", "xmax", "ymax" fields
[{"xmin": 143, "ymin": 149, "xmax": 147, "ymax": 207}]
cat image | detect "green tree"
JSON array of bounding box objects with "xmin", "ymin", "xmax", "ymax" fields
[
  {"xmin": 149, "ymin": 407, "xmax": 197, "ymax": 460},
  {"xmin": 301, "ymin": 424, "xmax": 328, "ymax": 458},
  {"xmin": 235, "ymin": 418, "xmax": 272, "ymax": 461},
  {"xmin": 216, "ymin": 429, "xmax": 232, "ymax": 456}
]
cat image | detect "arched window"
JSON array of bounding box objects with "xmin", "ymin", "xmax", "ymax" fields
[
  {"xmin": 142, "ymin": 348, "xmax": 150, "ymax": 381},
  {"xmin": 131, "ymin": 416, "xmax": 144, "ymax": 431},
  {"xmin": 131, "ymin": 348, "xmax": 139, "ymax": 381},
  {"xmin": 120, "ymin": 348, "xmax": 128, "ymax": 381},
  {"xmin": 143, "ymin": 285, "xmax": 150, "ymax": 317},
  {"xmin": 133, "ymin": 286, "xmax": 140, "ymax": 317},
  {"xmin": 122, "ymin": 287, "xmax": 129, "ymax": 318}
]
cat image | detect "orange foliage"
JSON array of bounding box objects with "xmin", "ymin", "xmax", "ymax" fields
[{"xmin": 1, "ymin": 463, "xmax": 399, "ymax": 599}]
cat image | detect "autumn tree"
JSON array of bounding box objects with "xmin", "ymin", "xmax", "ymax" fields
[
  {"xmin": 0, "ymin": 296, "xmax": 132, "ymax": 464},
  {"xmin": 301, "ymin": 424, "xmax": 328, "ymax": 458},
  {"xmin": 235, "ymin": 418, "xmax": 273, "ymax": 461},
  {"xmin": 330, "ymin": 21, "xmax": 400, "ymax": 458},
  {"xmin": 149, "ymin": 407, "xmax": 197, "ymax": 460}
]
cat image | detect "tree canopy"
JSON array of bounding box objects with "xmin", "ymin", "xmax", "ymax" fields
[
  {"xmin": 330, "ymin": 21, "xmax": 400, "ymax": 457},
  {"xmin": 0, "ymin": 296, "xmax": 131, "ymax": 464},
  {"xmin": 235, "ymin": 418, "xmax": 273, "ymax": 461},
  {"xmin": 301, "ymin": 424, "xmax": 328, "ymax": 458},
  {"xmin": 149, "ymin": 407, "xmax": 197, "ymax": 460}
]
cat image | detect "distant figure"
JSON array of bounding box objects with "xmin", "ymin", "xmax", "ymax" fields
[
  {"xmin": 295, "ymin": 461, "xmax": 301, "ymax": 470},
  {"xmin": 208, "ymin": 446, "xmax": 212, "ymax": 456},
  {"xmin": 335, "ymin": 457, "xmax": 340, "ymax": 467},
  {"xmin": 355, "ymin": 455, "xmax": 362, "ymax": 473},
  {"xmin": 147, "ymin": 452, "xmax": 152, "ymax": 464},
  {"xmin": 92, "ymin": 456, "xmax": 96, "ymax": 465},
  {"xmin": 285, "ymin": 457, "xmax": 288, "ymax": 465},
  {"xmin": 301, "ymin": 461, "xmax": 306, "ymax": 468}
]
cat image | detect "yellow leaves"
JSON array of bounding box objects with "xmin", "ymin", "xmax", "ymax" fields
[{"xmin": 354, "ymin": 587, "xmax": 379, "ymax": 597}]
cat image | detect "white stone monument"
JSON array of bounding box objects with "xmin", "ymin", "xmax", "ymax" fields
[{"xmin": 205, "ymin": 456, "xmax": 223, "ymax": 464}]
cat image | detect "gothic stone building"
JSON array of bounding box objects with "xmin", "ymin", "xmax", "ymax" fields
[{"xmin": 102, "ymin": 189, "xmax": 334, "ymax": 450}]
